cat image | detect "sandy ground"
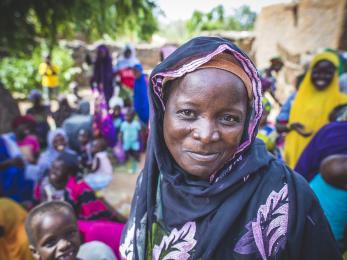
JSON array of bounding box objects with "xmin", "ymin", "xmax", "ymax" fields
[{"xmin": 100, "ymin": 155, "xmax": 144, "ymax": 217}]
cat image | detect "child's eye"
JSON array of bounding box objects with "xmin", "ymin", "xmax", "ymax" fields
[
  {"xmin": 44, "ymin": 238, "xmax": 58, "ymax": 248},
  {"xmin": 177, "ymin": 109, "xmax": 196, "ymax": 119}
]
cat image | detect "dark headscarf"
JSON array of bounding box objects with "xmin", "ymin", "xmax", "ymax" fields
[
  {"xmin": 92, "ymin": 44, "xmax": 114, "ymax": 104},
  {"xmin": 120, "ymin": 37, "xmax": 340, "ymax": 260}
]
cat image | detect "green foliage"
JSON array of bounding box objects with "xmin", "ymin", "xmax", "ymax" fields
[
  {"xmin": 186, "ymin": 4, "xmax": 256, "ymax": 33},
  {"xmin": 234, "ymin": 5, "xmax": 257, "ymax": 31},
  {"xmin": 0, "ymin": 0, "xmax": 159, "ymax": 55},
  {"xmin": 0, "ymin": 45, "xmax": 78, "ymax": 96}
]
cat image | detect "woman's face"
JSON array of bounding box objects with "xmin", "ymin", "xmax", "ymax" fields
[
  {"xmin": 163, "ymin": 68, "xmax": 248, "ymax": 179},
  {"xmin": 311, "ymin": 60, "xmax": 336, "ymax": 91},
  {"xmin": 53, "ymin": 134, "xmax": 66, "ymax": 151}
]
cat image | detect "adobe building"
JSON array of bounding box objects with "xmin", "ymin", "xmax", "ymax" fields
[{"xmin": 253, "ymin": 0, "xmax": 347, "ymax": 99}]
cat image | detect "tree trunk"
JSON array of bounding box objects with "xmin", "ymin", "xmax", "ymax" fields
[{"xmin": 0, "ymin": 82, "xmax": 20, "ymax": 134}]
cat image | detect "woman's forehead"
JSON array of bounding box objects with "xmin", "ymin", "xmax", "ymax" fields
[{"xmin": 171, "ymin": 68, "xmax": 247, "ymax": 99}]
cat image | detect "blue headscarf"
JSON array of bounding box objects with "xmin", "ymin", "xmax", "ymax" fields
[{"xmin": 133, "ymin": 64, "xmax": 149, "ymax": 124}]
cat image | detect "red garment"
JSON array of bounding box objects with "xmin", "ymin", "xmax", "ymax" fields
[{"xmin": 118, "ymin": 68, "xmax": 135, "ymax": 89}]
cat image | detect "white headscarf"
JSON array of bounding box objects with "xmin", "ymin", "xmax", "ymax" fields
[
  {"xmin": 37, "ymin": 128, "xmax": 75, "ymax": 178},
  {"xmin": 114, "ymin": 44, "xmax": 140, "ymax": 71}
]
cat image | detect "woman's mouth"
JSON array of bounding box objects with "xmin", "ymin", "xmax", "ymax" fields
[{"xmin": 186, "ymin": 151, "xmax": 219, "ymax": 162}]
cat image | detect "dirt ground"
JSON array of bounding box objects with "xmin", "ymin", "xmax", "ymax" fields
[{"xmin": 100, "ymin": 155, "xmax": 144, "ymax": 217}]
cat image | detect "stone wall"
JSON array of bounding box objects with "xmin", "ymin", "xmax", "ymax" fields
[{"xmin": 65, "ymin": 41, "xmax": 162, "ymax": 87}]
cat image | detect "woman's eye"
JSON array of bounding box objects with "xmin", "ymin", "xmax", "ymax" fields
[
  {"xmin": 177, "ymin": 109, "xmax": 195, "ymax": 118},
  {"xmin": 220, "ymin": 114, "xmax": 238, "ymax": 124}
]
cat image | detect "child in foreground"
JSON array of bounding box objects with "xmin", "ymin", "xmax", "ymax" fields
[{"xmin": 25, "ymin": 201, "xmax": 116, "ymax": 260}]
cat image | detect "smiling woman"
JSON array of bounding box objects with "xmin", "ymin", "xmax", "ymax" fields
[
  {"xmin": 163, "ymin": 67, "xmax": 247, "ymax": 179},
  {"xmin": 284, "ymin": 51, "xmax": 347, "ymax": 169},
  {"xmin": 120, "ymin": 37, "xmax": 341, "ymax": 259}
]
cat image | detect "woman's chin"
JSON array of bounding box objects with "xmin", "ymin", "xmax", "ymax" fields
[{"xmin": 183, "ymin": 165, "xmax": 216, "ymax": 180}]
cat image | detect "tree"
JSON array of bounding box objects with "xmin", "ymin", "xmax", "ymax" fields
[
  {"xmin": 234, "ymin": 5, "xmax": 257, "ymax": 31},
  {"xmin": 186, "ymin": 4, "xmax": 256, "ymax": 34},
  {"xmin": 0, "ymin": 0, "xmax": 159, "ymax": 56}
]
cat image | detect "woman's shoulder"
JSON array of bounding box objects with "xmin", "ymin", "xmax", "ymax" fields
[
  {"xmin": 268, "ymin": 158, "xmax": 309, "ymax": 183},
  {"xmin": 263, "ymin": 158, "xmax": 316, "ymax": 201}
]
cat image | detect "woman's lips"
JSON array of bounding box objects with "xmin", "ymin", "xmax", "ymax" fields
[{"xmin": 186, "ymin": 151, "xmax": 219, "ymax": 162}]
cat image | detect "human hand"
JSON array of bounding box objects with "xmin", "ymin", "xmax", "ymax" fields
[
  {"xmin": 11, "ymin": 157, "xmax": 25, "ymax": 168},
  {"xmin": 290, "ymin": 123, "xmax": 313, "ymax": 137},
  {"xmin": 112, "ymin": 211, "xmax": 128, "ymax": 224}
]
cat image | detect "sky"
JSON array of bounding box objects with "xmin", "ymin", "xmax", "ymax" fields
[{"xmin": 157, "ymin": 0, "xmax": 293, "ymax": 22}]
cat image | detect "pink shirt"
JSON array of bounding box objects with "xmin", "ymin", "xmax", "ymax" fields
[{"xmin": 17, "ymin": 135, "xmax": 40, "ymax": 155}]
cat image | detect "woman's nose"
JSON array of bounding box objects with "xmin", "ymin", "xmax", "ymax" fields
[{"xmin": 192, "ymin": 119, "xmax": 220, "ymax": 143}]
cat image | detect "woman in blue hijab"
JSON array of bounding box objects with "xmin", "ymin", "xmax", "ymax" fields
[{"xmin": 132, "ymin": 64, "xmax": 149, "ymax": 125}]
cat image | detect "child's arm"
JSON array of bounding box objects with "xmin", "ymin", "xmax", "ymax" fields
[
  {"xmin": 118, "ymin": 131, "xmax": 123, "ymax": 144},
  {"xmin": 99, "ymin": 197, "xmax": 128, "ymax": 223},
  {"xmin": 91, "ymin": 156, "xmax": 100, "ymax": 173}
]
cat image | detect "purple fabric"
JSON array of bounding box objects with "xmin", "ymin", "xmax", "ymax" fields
[
  {"xmin": 295, "ymin": 121, "xmax": 347, "ymax": 181},
  {"xmin": 93, "ymin": 89, "xmax": 117, "ymax": 147},
  {"xmin": 235, "ymin": 185, "xmax": 288, "ymax": 259},
  {"xmin": 92, "ymin": 45, "xmax": 114, "ymax": 104}
]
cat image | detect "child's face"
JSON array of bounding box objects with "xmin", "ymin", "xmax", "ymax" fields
[
  {"xmin": 113, "ymin": 106, "xmax": 121, "ymax": 117},
  {"xmin": 53, "ymin": 134, "xmax": 66, "ymax": 152},
  {"xmin": 125, "ymin": 112, "xmax": 134, "ymax": 122},
  {"xmin": 49, "ymin": 160, "xmax": 69, "ymax": 189},
  {"xmin": 30, "ymin": 210, "xmax": 80, "ymax": 260}
]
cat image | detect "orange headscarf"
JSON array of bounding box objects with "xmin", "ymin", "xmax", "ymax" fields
[{"xmin": 0, "ymin": 198, "xmax": 33, "ymax": 260}]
